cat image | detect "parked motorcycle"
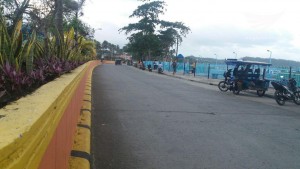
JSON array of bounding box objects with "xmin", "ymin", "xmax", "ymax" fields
[
  {"xmin": 147, "ymin": 64, "xmax": 152, "ymax": 72},
  {"xmin": 157, "ymin": 62, "xmax": 164, "ymax": 74},
  {"xmin": 218, "ymin": 69, "xmax": 235, "ymax": 92},
  {"xmin": 271, "ymin": 78, "xmax": 300, "ymax": 105},
  {"xmin": 158, "ymin": 67, "xmax": 163, "ymax": 74}
]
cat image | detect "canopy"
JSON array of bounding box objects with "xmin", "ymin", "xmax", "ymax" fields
[
  {"xmin": 224, "ymin": 59, "xmax": 272, "ymax": 66},
  {"xmin": 177, "ymin": 54, "xmax": 184, "ymax": 59}
]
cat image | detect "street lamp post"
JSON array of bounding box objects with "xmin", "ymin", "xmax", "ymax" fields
[
  {"xmin": 198, "ymin": 55, "xmax": 202, "ymax": 63},
  {"xmin": 267, "ymin": 50, "xmax": 272, "ymax": 64},
  {"xmin": 233, "ymin": 52, "xmax": 237, "ymax": 59},
  {"xmin": 214, "ymin": 54, "xmax": 217, "ymax": 67}
]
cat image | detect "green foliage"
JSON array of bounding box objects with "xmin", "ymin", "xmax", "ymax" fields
[
  {"xmin": 47, "ymin": 27, "xmax": 95, "ymax": 61},
  {"xmin": 0, "ymin": 14, "xmax": 36, "ymax": 72},
  {"xmin": 120, "ymin": 0, "xmax": 190, "ymax": 60},
  {"xmin": 64, "ymin": 17, "xmax": 94, "ymax": 38},
  {"xmin": 94, "ymin": 40, "xmax": 102, "ymax": 59},
  {"xmin": 101, "ymin": 40, "xmax": 123, "ymax": 59},
  {"xmin": 0, "ymin": 11, "xmax": 94, "ymax": 72},
  {"xmin": 0, "ymin": 0, "xmax": 97, "ymax": 106},
  {"xmin": 2, "ymin": 0, "xmax": 31, "ymax": 35}
]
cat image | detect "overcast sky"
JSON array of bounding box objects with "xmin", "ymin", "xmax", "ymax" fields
[{"xmin": 82, "ymin": 0, "xmax": 300, "ymax": 62}]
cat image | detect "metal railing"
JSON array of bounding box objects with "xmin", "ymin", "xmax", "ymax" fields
[{"xmin": 143, "ymin": 61, "xmax": 300, "ymax": 87}]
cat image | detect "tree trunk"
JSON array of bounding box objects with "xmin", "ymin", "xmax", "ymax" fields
[
  {"xmin": 148, "ymin": 49, "xmax": 151, "ymax": 60},
  {"xmin": 9, "ymin": 0, "xmax": 30, "ymax": 36},
  {"xmin": 44, "ymin": 26, "xmax": 49, "ymax": 58},
  {"xmin": 55, "ymin": 0, "xmax": 64, "ymax": 58},
  {"xmin": 75, "ymin": 11, "xmax": 78, "ymax": 46}
]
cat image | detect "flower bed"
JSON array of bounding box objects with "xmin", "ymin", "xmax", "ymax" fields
[{"xmin": 0, "ymin": 61, "xmax": 99, "ymax": 169}]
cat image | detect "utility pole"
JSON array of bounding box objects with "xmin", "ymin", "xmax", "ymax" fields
[
  {"xmin": 267, "ymin": 50, "xmax": 272, "ymax": 64},
  {"xmin": 176, "ymin": 36, "xmax": 179, "ymax": 58}
]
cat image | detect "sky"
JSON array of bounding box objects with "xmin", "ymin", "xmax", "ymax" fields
[{"xmin": 82, "ymin": 0, "xmax": 300, "ymax": 62}]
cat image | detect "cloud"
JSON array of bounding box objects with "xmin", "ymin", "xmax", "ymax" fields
[
  {"xmin": 94, "ymin": 22, "xmax": 128, "ymax": 46},
  {"xmin": 176, "ymin": 26, "xmax": 300, "ymax": 61},
  {"xmin": 187, "ymin": 26, "xmax": 293, "ymax": 48}
]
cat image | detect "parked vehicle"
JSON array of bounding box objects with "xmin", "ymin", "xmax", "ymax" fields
[
  {"xmin": 147, "ymin": 64, "xmax": 152, "ymax": 72},
  {"xmin": 158, "ymin": 62, "xmax": 163, "ymax": 74},
  {"xmin": 115, "ymin": 59, "xmax": 122, "ymax": 65},
  {"xmin": 218, "ymin": 69, "xmax": 235, "ymax": 92},
  {"xmin": 271, "ymin": 78, "xmax": 300, "ymax": 105},
  {"xmin": 223, "ymin": 59, "xmax": 272, "ymax": 97},
  {"xmin": 139, "ymin": 61, "xmax": 145, "ymax": 70}
]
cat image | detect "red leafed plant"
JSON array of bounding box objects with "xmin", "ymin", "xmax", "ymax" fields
[{"xmin": 0, "ymin": 14, "xmax": 95, "ymax": 108}]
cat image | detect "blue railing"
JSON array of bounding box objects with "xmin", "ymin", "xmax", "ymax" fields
[{"xmin": 143, "ymin": 61, "xmax": 300, "ymax": 87}]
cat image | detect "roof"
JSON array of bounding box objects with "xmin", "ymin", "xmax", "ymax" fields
[
  {"xmin": 177, "ymin": 54, "xmax": 184, "ymax": 59},
  {"xmin": 224, "ymin": 59, "xmax": 272, "ymax": 66}
]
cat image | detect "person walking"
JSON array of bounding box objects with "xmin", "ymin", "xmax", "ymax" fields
[{"xmin": 172, "ymin": 60, "xmax": 177, "ymax": 75}]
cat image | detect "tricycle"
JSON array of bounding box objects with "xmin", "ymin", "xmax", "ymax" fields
[{"xmin": 220, "ymin": 59, "xmax": 272, "ymax": 97}]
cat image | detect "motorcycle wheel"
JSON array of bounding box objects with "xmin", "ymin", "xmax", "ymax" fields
[
  {"xmin": 257, "ymin": 90, "xmax": 265, "ymax": 97},
  {"xmin": 293, "ymin": 91, "xmax": 300, "ymax": 105},
  {"xmin": 274, "ymin": 90, "xmax": 285, "ymax": 106},
  {"xmin": 218, "ymin": 81, "xmax": 228, "ymax": 92}
]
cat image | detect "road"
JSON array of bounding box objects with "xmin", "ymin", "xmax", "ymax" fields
[{"xmin": 91, "ymin": 64, "xmax": 300, "ymax": 169}]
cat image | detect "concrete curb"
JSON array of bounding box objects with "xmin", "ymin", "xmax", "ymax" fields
[
  {"xmin": 69, "ymin": 63, "xmax": 99, "ymax": 169},
  {"xmin": 0, "ymin": 63, "xmax": 89, "ymax": 169}
]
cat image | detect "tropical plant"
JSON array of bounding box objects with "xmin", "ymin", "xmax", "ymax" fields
[
  {"xmin": 94, "ymin": 40, "xmax": 102, "ymax": 59},
  {"xmin": 1, "ymin": 0, "xmax": 31, "ymax": 35},
  {"xmin": 120, "ymin": 0, "xmax": 190, "ymax": 60},
  {"xmin": 0, "ymin": 14, "xmax": 36, "ymax": 72},
  {"xmin": 0, "ymin": 0, "xmax": 95, "ymax": 107},
  {"xmin": 47, "ymin": 27, "xmax": 95, "ymax": 61}
]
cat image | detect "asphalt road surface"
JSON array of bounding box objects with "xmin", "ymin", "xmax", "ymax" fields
[{"xmin": 91, "ymin": 64, "xmax": 300, "ymax": 169}]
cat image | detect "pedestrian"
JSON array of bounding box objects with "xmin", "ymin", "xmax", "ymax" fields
[
  {"xmin": 172, "ymin": 60, "xmax": 177, "ymax": 75},
  {"xmin": 191, "ymin": 61, "xmax": 196, "ymax": 74},
  {"xmin": 153, "ymin": 60, "xmax": 158, "ymax": 70}
]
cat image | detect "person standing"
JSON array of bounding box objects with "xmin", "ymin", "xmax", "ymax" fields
[
  {"xmin": 191, "ymin": 61, "xmax": 197, "ymax": 77},
  {"xmin": 191, "ymin": 62, "xmax": 196, "ymax": 74},
  {"xmin": 172, "ymin": 60, "xmax": 177, "ymax": 75}
]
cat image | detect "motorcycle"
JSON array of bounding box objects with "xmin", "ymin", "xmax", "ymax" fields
[
  {"xmin": 218, "ymin": 69, "xmax": 235, "ymax": 92},
  {"xmin": 271, "ymin": 78, "xmax": 300, "ymax": 105},
  {"xmin": 157, "ymin": 63, "xmax": 163, "ymax": 74},
  {"xmin": 147, "ymin": 64, "xmax": 152, "ymax": 72}
]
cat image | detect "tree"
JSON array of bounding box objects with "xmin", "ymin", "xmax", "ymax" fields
[
  {"xmin": 120, "ymin": 0, "xmax": 190, "ymax": 61},
  {"xmin": 64, "ymin": 18, "xmax": 94, "ymax": 39},
  {"xmin": 62, "ymin": 0, "xmax": 86, "ymax": 43},
  {"xmin": 27, "ymin": 0, "xmax": 55, "ymax": 58},
  {"xmin": 158, "ymin": 28, "xmax": 178, "ymax": 59},
  {"xmin": 100, "ymin": 40, "xmax": 123, "ymax": 60},
  {"xmin": 1, "ymin": 0, "xmax": 31, "ymax": 35},
  {"xmin": 94, "ymin": 40, "xmax": 102, "ymax": 59}
]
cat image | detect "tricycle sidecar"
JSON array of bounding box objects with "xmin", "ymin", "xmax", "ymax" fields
[{"xmin": 224, "ymin": 59, "xmax": 272, "ymax": 97}]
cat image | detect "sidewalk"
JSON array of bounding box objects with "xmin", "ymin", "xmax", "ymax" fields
[{"xmin": 161, "ymin": 70, "xmax": 275, "ymax": 98}]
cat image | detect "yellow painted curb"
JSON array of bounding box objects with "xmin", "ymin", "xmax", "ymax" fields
[
  {"xmin": 72, "ymin": 127, "xmax": 91, "ymax": 153},
  {"xmin": 0, "ymin": 62, "xmax": 90, "ymax": 169},
  {"xmin": 69, "ymin": 157, "xmax": 90, "ymax": 169},
  {"xmin": 69, "ymin": 63, "xmax": 99, "ymax": 169}
]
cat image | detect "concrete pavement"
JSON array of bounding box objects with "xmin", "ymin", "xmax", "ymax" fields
[{"xmin": 91, "ymin": 64, "xmax": 300, "ymax": 169}]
